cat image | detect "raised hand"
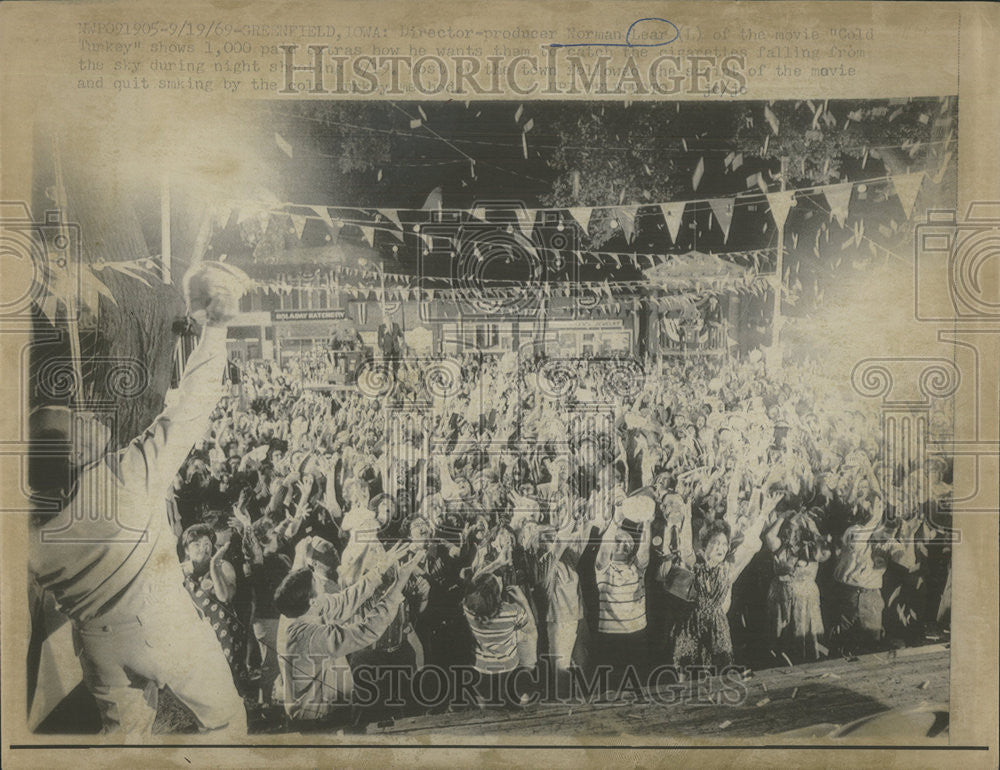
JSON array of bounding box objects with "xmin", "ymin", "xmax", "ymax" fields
[{"xmin": 183, "ymin": 262, "xmax": 249, "ymax": 327}]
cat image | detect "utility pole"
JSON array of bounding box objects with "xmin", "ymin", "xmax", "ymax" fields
[
  {"xmin": 769, "ymin": 156, "xmax": 788, "ymax": 370},
  {"xmin": 51, "ymin": 133, "xmax": 82, "ymax": 408}
]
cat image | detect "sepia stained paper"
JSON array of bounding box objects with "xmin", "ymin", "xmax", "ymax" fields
[{"xmin": 0, "ymin": 1, "xmax": 997, "ymax": 767}]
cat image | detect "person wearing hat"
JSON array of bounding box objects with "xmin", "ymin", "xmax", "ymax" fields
[{"xmin": 28, "ymin": 262, "xmax": 250, "ymax": 737}]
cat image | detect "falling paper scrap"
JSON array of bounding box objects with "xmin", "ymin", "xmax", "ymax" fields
[
  {"xmin": 691, "ymin": 157, "xmax": 705, "ymax": 190},
  {"xmin": 275, "ymin": 132, "xmax": 293, "ymax": 158}
]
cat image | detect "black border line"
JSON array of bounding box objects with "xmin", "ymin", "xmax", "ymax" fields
[{"xmin": 8, "ymin": 743, "xmax": 992, "ymax": 751}]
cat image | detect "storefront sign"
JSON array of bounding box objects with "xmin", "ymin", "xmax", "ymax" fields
[{"xmin": 271, "ymin": 309, "xmax": 347, "ymax": 322}]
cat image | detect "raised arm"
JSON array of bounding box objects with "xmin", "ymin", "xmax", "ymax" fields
[
  {"xmin": 763, "ymin": 514, "xmax": 785, "ymax": 553},
  {"xmin": 732, "ymin": 490, "xmax": 781, "ymax": 575},
  {"xmin": 305, "ymin": 564, "xmax": 415, "ymax": 658},
  {"xmin": 116, "ymin": 325, "xmax": 229, "ymax": 498},
  {"xmin": 117, "ymin": 264, "xmax": 247, "ymax": 500}
]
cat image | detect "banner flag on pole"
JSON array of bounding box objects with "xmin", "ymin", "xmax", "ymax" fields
[
  {"xmin": 766, "ymin": 190, "xmax": 796, "ymax": 229},
  {"xmin": 660, "ymin": 204, "xmax": 685, "ymax": 244}
]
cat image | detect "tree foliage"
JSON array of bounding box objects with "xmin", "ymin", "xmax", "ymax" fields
[{"xmin": 731, "ymin": 99, "xmax": 947, "ymax": 185}]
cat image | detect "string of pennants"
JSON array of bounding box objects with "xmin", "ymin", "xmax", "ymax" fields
[
  {"xmin": 223, "ymin": 171, "xmax": 927, "ymax": 250},
  {"xmin": 248, "ymin": 239, "xmax": 772, "ymax": 298},
  {"xmin": 252, "ymin": 276, "xmax": 757, "ymax": 316},
  {"xmin": 250, "ymin": 268, "xmax": 767, "ymax": 303}
]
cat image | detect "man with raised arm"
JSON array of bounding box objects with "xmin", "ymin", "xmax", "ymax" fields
[{"xmin": 29, "ymin": 262, "xmax": 250, "ymax": 737}]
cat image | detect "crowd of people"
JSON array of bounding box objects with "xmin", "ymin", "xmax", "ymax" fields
[{"xmin": 168, "ymin": 342, "xmax": 953, "ymax": 732}]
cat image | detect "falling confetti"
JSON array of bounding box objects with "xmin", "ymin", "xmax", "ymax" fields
[
  {"xmin": 410, "ymin": 118, "xmax": 422, "ymax": 129},
  {"xmin": 691, "ymin": 157, "xmax": 704, "ymax": 190},
  {"xmin": 515, "ymin": 104, "xmax": 523, "ymax": 122},
  {"xmin": 418, "ymin": 105, "xmax": 428, "ymax": 121},
  {"xmin": 764, "ymin": 104, "xmax": 780, "ymax": 135},
  {"xmin": 275, "ymin": 132, "xmax": 294, "ymax": 158}
]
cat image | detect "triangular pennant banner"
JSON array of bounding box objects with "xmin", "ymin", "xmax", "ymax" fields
[
  {"xmin": 516, "ymin": 209, "xmax": 536, "ymax": 238},
  {"xmin": 359, "ymin": 226, "xmax": 374, "ymax": 247},
  {"xmin": 766, "ymin": 191, "xmax": 796, "ymax": 229},
  {"xmin": 615, "ymin": 207, "xmax": 637, "ymax": 243},
  {"xmin": 824, "ymin": 183, "xmax": 853, "ymax": 227},
  {"xmin": 380, "ymin": 209, "xmax": 403, "ymax": 230},
  {"xmin": 892, "ymin": 172, "xmax": 924, "ymax": 219},
  {"xmin": 567, "ymin": 207, "xmax": 593, "ymax": 233},
  {"xmin": 660, "ymin": 204, "xmax": 684, "ymax": 243},
  {"xmin": 708, "ymin": 199, "xmax": 734, "ymax": 242},
  {"xmin": 290, "ymin": 214, "xmax": 307, "ymax": 239},
  {"xmin": 311, "ymin": 206, "xmax": 337, "ymax": 237}
]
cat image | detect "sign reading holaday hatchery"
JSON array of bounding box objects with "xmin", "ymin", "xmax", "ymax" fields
[{"xmin": 271, "ymin": 309, "xmax": 348, "ymax": 322}]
